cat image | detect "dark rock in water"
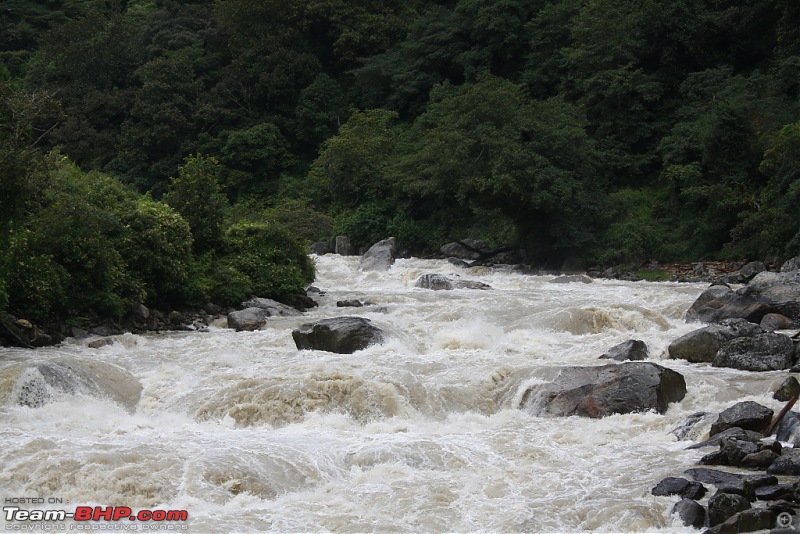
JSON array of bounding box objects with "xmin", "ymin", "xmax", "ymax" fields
[
  {"xmin": 781, "ymin": 256, "xmax": 800, "ymax": 273},
  {"xmin": 712, "ymin": 332, "xmax": 795, "ymax": 371},
  {"xmin": 774, "ymin": 412, "xmax": 800, "ymax": 446},
  {"xmin": 685, "ymin": 284, "xmax": 773, "ymax": 324},
  {"xmin": 761, "ymin": 312, "xmax": 794, "ymax": 331},
  {"xmin": 292, "ymin": 317, "xmax": 385, "ymax": 354},
  {"xmin": 440, "ymin": 239, "xmax": 489, "ymax": 260},
  {"xmin": 720, "ymin": 438, "xmax": 759, "ymax": 466},
  {"xmin": 599, "ymin": 339, "xmax": 648, "ymax": 361},
  {"xmin": 227, "ymin": 307, "xmax": 269, "ymax": 331},
  {"xmin": 87, "ymin": 337, "xmax": 114, "ymax": 349},
  {"xmin": 756, "ymin": 484, "xmax": 796, "ymax": 501},
  {"xmin": 651, "ymin": 477, "xmax": 707, "ymax": 499},
  {"xmin": 548, "ymin": 274, "xmax": 593, "ymax": 284},
  {"xmin": 337, "ymin": 299, "xmax": 366, "ymax": 308},
  {"xmin": 668, "ymin": 318, "xmax": 764, "ymax": 363},
  {"xmin": 687, "ymin": 427, "xmax": 765, "ymax": 449},
  {"xmin": 740, "ymin": 449, "xmax": 780, "ymax": 470},
  {"xmin": 708, "ymin": 492, "xmax": 752, "ymax": 527},
  {"xmin": 414, "ymin": 273, "xmax": 492, "ymax": 291},
  {"xmin": 672, "ymin": 498, "xmax": 706, "ymax": 529},
  {"xmin": 767, "ymin": 449, "xmax": 800, "ymax": 476},
  {"xmin": 359, "ymin": 237, "xmax": 396, "ymax": 272},
  {"xmin": 447, "ymin": 257, "xmax": 470, "ymax": 268},
  {"xmin": 740, "ymin": 271, "xmax": 800, "ymax": 320},
  {"xmin": 711, "ymin": 508, "xmax": 773, "ymax": 533},
  {"xmin": 700, "ymin": 449, "xmax": 729, "ymax": 466},
  {"xmin": 519, "ymin": 362, "xmax": 686, "ymax": 418},
  {"xmin": 774, "ymin": 376, "xmax": 800, "ymax": 402},
  {"xmin": 710, "ymin": 401, "xmax": 774, "ymax": 437}
]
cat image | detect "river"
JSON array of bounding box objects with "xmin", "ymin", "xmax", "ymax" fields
[{"xmin": 0, "ymin": 255, "xmax": 790, "ymax": 532}]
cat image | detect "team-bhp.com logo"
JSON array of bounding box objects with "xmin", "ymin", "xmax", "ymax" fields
[{"xmin": 4, "ymin": 505, "xmax": 189, "ymax": 530}]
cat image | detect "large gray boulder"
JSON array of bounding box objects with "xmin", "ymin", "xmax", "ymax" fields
[
  {"xmin": 519, "ymin": 362, "xmax": 686, "ymax": 418},
  {"xmin": 227, "ymin": 307, "xmax": 270, "ymax": 331},
  {"xmin": 242, "ymin": 297, "xmax": 301, "ymax": 317},
  {"xmin": 712, "ymin": 332, "xmax": 796, "ymax": 371},
  {"xmin": 739, "ymin": 271, "xmax": 800, "ymax": 319},
  {"xmin": 414, "ymin": 274, "xmax": 492, "ymax": 291},
  {"xmin": 781, "ymin": 256, "xmax": 800, "ymax": 272},
  {"xmin": 359, "ymin": 238, "xmax": 397, "ymax": 272},
  {"xmin": 292, "ymin": 317, "xmax": 385, "ymax": 354},
  {"xmin": 668, "ymin": 318, "xmax": 764, "ymax": 363},
  {"xmin": 710, "ymin": 401, "xmax": 774, "ymax": 437}
]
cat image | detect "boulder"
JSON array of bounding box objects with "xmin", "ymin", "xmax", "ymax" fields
[
  {"xmin": 548, "ymin": 274, "xmax": 593, "ymax": 284},
  {"xmin": 781, "ymin": 256, "xmax": 800, "ymax": 273},
  {"xmin": 774, "ymin": 412, "xmax": 800, "ymax": 446},
  {"xmin": 739, "ymin": 271, "xmax": 800, "ymax": 320},
  {"xmin": 292, "ymin": 317, "xmax": 385, "ymax": 354},
  {"xmin": 668, "ymin": 318, "xmax": 764, "ymax": 363},
  {"xmin": 738, "ymin": 261, "xmax": 767, "ymax": 283},
  {"xmin": 651, "ymin": 477, "xmax": 707, "ymax": 500},
  {"xmin": 414, "ymin": 274, "xmax": 492, "ymax": 291},
  {"xmin": 599, "ymin": 339, "xmax": 649, "ymax": 361},
  {"xmin": 711, "ymin": 508, "xmax": 773, "ymax": 533},
  {"xmin": 671, "ymin": 499, "xmax": 706, "ymax": 529},
  {"xmin": 766, "ymin": 448, "xmax": 800, "ymax": 476},
  {"xmin": 309, "ymin": 241, "xmax": 332, "ymax": 255},
  {"xmin": 242, "ymin": 297, "xmax": 301, "ymax": 317},
  {"xmin": 519, "ymin": 362, "xmax": 686, "ymax": 418},
  {"xmin": 359, "ymin": 237, "xmax": 396, "ymax": 272},
  {"xmin": 710, "ymin": 401, "xmax": 774, "ymax": 437},
  {"xmin": 708, "ymin": 492, "xmax": 751, "ymax": 526},
  {"xmin": 335, "ymin": 236, "xmax": 356, "ymax": 256},
  {"xmin": 440, "ymin": 239, "xmax": 488, "ymax": 260},
  {"xmin": 760, "ymin": 312, "xmax": 794, "ymax": 331},
  {"xmin": 755, "ymin": 484, "xmax": 796, "ymax": 501},
  {"xmin": 773, "ymin": 376, "xmax": 800, "ymax": 402},
  {"xmin": 685, "ymin": 285, "xmax": 773, "ymax": 324},
  {"xmin": 687, "ymin": 426, "xmax": 764, "ymax": 449},
  {"xmin": 712, "ymin": 332, "xmax": 795, "ymax": 371},
  {"xmin": 227, "ymin": 307, "xmax": 269, "ymax": 331}
]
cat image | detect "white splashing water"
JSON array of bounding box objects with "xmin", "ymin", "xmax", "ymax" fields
[{"xmin": 0, "ymin": 255, "xmax": 790, "ymax": 532}]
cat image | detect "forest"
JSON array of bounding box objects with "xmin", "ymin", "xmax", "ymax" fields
[{"xmin": 1, "ymin": 0, "xmax": 799, "ymax": 329}]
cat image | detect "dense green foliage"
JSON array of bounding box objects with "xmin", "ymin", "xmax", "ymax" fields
[{"xmin": 2, "ymin": 0, "xmax": 800, "ymax": 324}]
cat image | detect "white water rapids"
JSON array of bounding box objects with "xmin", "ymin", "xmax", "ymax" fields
[{"xmin": 0, "ymin": 255, "xmax": 792, "ymax": 532}]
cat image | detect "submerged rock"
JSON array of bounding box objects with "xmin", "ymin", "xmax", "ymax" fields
[
  {"xmin": 292, "ymin": 317, "xmax": 385, "ymax": 354},
  {"xmin": 519, "ymin": 362, "xmax": 686, "ymax": 418},
  {"xmin": 548, "ymin": 274, "xmax": 593, "ymax": 284},
  {"xmin": 599, "ymin": 339, "xmax": 648, "ymax": 361},
  {"xmin": 414, "ymin": 273, "xmax": 492, "ymax": 291}
]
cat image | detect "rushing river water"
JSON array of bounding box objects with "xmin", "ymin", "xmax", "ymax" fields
[{"xmin": 0, "ymin": 255, "xmax": 792, "ymax": 532}]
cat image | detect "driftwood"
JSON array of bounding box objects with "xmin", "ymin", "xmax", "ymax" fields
[{"xmin": 765, "ymin": 392, "xmax": 800, "ymax": 437}]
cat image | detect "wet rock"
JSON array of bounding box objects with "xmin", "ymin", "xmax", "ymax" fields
[
  {"xmin": 447, "ymin": 257, "xmax": 470, "ymax": 268},
  {"xmin": 337, "ymin": 299, "xmax": 366, "ymax": 308},
  {"xmin": 668, "ymin": 318, "xmax": 764, "ymax": 363},
  {"xmin": 761, "ymin": 313, "xmax": 794, "ymax": 331},
  {"xmin": 672, "ymin": 411, "xmax": 715, "ymax": 441},
  {"xmin": 687, "ymin": 427, "xmax": 765, "ymax": 449},
  {"xmin": 359, "ymin": 237, "xmax": 396, "ymax": 272},
  {"xmin": 756, "ymin": 484, "xmax": 796, "ymax": 501},
  {"xmin": 414, "ymin": 274, "xmax": 491, "ymax": 290},
  {"xmin": 241, "ymin": 297, "xmax": 301, "ymax": 317},
  {"xmin": 710, "ymin": 402, "xmax": 774, "ymax": 436},
  {"xmin": 740, "ymin": 271, "xmax": 800, "ymax": 320},
  {"xmin": 599, "ymin": 339, "xmax": 649, "ymax": 361},
  {"xmin": 335, "ymin": 236, "xmax": 356, "ymax": 256},
  {"xmin": 774, "ymin": 376, "xmax": 800, "ymax": 401},
  {"xmin": 709, "ymin": 508, "xmax": 773, "ymax": 533},
  {"xmin": 548, "ymin": 274, "xmax": 593, "ymax": 284},
  {"xmin": 740, "ymin": 449, "xmax": 780, "ymax": 470},
  {"xmin": 720, "ymin": 438, "xmax": 759, "ymax": 465},
  {"xmin": 651, "ymin": 477, "xmax": 707, "ymax": 499},
  {"xmin": 519, "ymin": 362, "xmax": 686, "ymax": 418},
  {"xmin": 685, "ymin": 285, "xmax": 773, "ymax": 324},
  {"xmin": 227, "ymin": 308, "xmax": 269, "ymax": 331},
  {"xmin": 738, "ymin": 261, "xmax": 767, "ymax": 283},
  {"xmin": 292, "ymin": 317, "xmax": 385, "ymax": 354},
  {"xmin": 672, "ymin": 498, "xmax": 706, "ymax": 529},
  {"xmin": 708, "ymin": 492, "xmax": 752, "ymax": 526},
  {"xmin": 767, "ymin": 448, "xmax": 800, "ymax": 476},
  {"xmin": 712, "ymin": 332, "xmax": 796, "ymax": 371}
]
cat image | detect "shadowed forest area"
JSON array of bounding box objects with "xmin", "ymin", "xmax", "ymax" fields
[{"xmin": 1, "ymin": 0, "xmax": 799, "ymax": 326}]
